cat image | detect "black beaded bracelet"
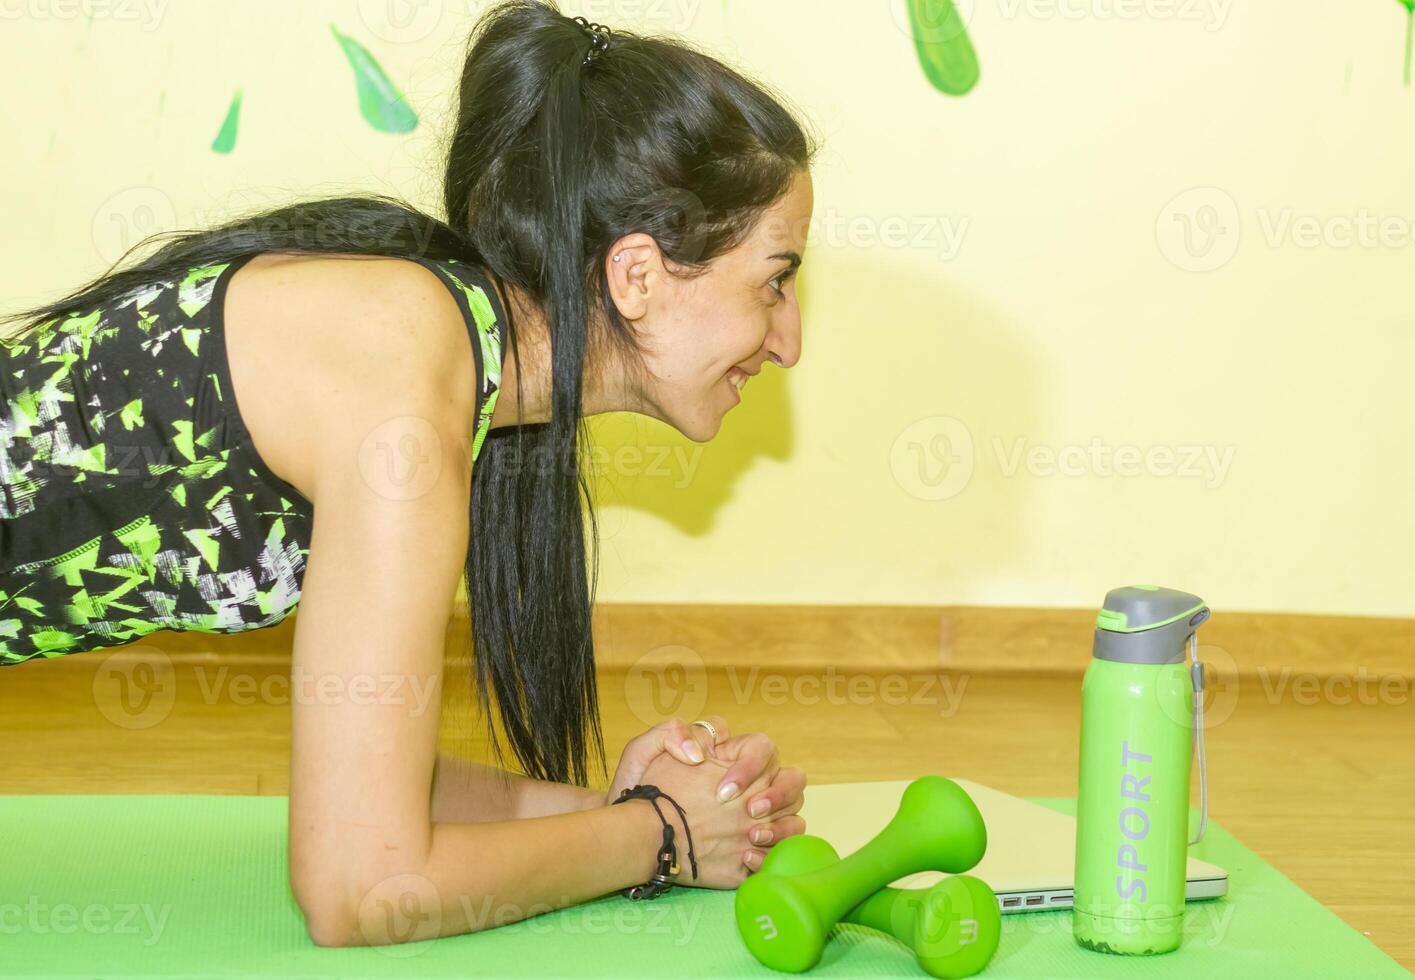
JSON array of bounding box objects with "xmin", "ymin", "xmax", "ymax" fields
[{"xmin": 610, "ymin": 785, "xmax": 699, "ymax": 899}]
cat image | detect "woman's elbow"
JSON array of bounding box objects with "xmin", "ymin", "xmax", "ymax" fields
[
  {"xmin": 289, "ymin": 826, "xmax": 440, "ymax": 947},
  {"xmin": 296, "ymin": 890, "xmax": 361, "ymax": 948},
  {"xmin": 293, "ymin": 863, "xmax": 443, "ymax": 948},
  {"xmin": 290, "ymin": 859, "xmax": 363, "ymax": 948}
]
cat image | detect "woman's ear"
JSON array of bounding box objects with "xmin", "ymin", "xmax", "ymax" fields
[{"xmin": 605, "ymin": 234, "xmax": 660, "ymax": 321}]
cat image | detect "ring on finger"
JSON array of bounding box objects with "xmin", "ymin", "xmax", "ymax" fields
[{"xmin": 690, "ymin": 719, "xmax": 720, "ymax": 743}]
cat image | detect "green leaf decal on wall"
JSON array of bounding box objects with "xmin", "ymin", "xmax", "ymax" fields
[
  {"xmin": 211, "ymin": 90, "xmax": 241, "ymax": 154},
  {"xmin": 329, "ymin": 24, "xmax": 418, "ymax": 133},
  {"xmin": 1400, "ymin": 0, "xmax": 1415, "ymax": 87},
  {"xmin": 908, "ymin": 0, "xmax": 980, "ymax": 96}
]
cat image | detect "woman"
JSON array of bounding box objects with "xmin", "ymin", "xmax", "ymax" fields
[{"xmin": 0, "ymin": 0, "xmax": 816, "ymax": 949}]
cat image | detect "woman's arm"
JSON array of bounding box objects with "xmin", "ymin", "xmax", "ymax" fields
[
  {"xmin": 278, "ymin": 267, "xmax": 642, "ymax": 944},
  {"xmin": 282, "ymin": 266, "xmax": 761, "ymax": 947},
  {"xmin": 285, "ymin": 360, "xmax": 664, "ymax": 945},
  {"xmin": 430, "ymin": 753, "xmax": 601, "ymax": 822}
]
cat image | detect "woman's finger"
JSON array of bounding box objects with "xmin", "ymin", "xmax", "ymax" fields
[
  {"xmin": 716, "ymin": 732, "xmax": 779, "ymax": 803},
  {"xmin": 748, "ymin": 813, "xmax": 807, "ymax": 847},
  {"xmin": 683, "ymin": 714, "xmax": 730, "ymax": 763},
  {"xmin": 606, "ymin": 719, "xmax": 706, "ymax": 801},
  {"xmin": 745, "ymin": 765, "xmax": 807, "ymax": 821},
  {"xmin": 620, "ymin": 718, "xmax": 702, "ymax": 777}
]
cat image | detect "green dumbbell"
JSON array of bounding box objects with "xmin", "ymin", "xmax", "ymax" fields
[
  {"xmin": 735, "ymin": 775, "xmax": 988, "ymax": 973},
  {"xmin": 759, "ymin": 835, "xmax": 1000, "ymax": 979}
]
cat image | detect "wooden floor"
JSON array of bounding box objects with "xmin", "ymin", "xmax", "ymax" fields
[{"xmin": 1, "ymin": 650, "xmax": 1411, "ymax": 970}]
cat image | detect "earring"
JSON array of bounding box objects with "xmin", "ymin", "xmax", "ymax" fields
[{"xmin": 613, "ymin": 254, "xmax": 623, "ymax": 262}]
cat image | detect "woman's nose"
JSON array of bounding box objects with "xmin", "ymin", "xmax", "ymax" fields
[{"xmin": 766, "ymin": 317, "xmax": 802, "ymax": 370}]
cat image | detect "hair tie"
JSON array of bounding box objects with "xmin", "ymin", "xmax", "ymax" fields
[{"xmin": 571, "ymin": 15, "xmax": 613, "ymax": 67}]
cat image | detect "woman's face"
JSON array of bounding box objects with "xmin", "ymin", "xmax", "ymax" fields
[{"xmin": 607, "ymin": 170, "xmax": 814, "ymax": 442}]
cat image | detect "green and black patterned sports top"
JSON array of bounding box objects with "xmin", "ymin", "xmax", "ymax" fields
[{"xmin": 0, "ymin": 253, "xmax": 505, "ymax": 665}]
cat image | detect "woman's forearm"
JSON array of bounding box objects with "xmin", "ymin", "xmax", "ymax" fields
[
  {"xmin": 431, "ymin": 752, "xmax": 602, "ymax": 822},
  {"xmin": 512, "ymin": 773, "xmax": 604, "ymax": 817},
  {"xmin": 334, "ymin": 799, "xmax": 663, "ymax": 946}
]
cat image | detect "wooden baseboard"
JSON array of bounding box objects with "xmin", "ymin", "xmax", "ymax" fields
[
  {"xmin": 591, "ymin": 604, "xmax": 1415, "ymax": 680},
  {"xmin": 119, "ymin": 603, "xmax": 1414, "ymax": 681}
]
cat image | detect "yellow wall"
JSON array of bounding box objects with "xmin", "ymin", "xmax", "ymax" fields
[{"xmin": 4, "ymin": 1, "xmax": 1412, "ymax": 617}]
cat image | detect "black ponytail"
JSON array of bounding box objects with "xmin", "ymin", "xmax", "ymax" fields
[{"xmin": 454, "ymin": 6, "xmax": 607, "ymax": 786}]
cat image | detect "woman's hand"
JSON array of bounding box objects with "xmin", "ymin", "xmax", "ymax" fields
[
  {"xmin": 629, "ymin": 750, "xmax": 789, "ymax": 888},
  {"xmin": 605, "ymin": 717, "xmax": 729, "ymax": 803},
  {"xmin": 606, "ymin": 718, "xmax": 807, "ymax": 879}
]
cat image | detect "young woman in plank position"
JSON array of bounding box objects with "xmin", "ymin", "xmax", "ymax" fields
[{"xmin": 0, "ymin": 0, "xmax": 814, "ymax": 947}]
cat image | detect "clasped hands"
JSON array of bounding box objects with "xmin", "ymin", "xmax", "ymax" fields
[{"xmin": 603, "ymin": 715, "xmax": 807, "ymax": 888}]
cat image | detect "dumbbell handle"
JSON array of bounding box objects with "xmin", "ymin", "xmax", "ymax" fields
[
  {"xmin": 847, "ymin": 885, "xmax": 916, "ymax": 938},
  {"xmin": 777, "ymin": 835, "xmax": 913, "ymax": 926},
  {"xmin": 788, "ymin": 779, "xmax": 985, "ymax": 926}
]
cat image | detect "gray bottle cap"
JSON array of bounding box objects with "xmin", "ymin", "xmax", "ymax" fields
[{"xmin": 1093, "ymin": 585, "xmax": 1210, "ymax": 665}]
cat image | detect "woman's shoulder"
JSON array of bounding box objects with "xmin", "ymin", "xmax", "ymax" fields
[
  {"xmin": 223, "ymin": 252, "xmax": 488, "ymax": 501},
  {"xmin": 232, "ymin": 250, "xmax": 485, "ymax": 386}
]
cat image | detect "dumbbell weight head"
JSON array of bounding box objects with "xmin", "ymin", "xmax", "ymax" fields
[
  {"xmin": 759, "ymin": 835, "xmax": 1001, "ymax": 979},
  {"xmin": 735, "ymin": 776, "xmax": 988, "ymax": 973},
  {"xmin": 850, "ymin": 875, "xmax": 1001, "ymax": 979},
  {"xmin": 756, "ymin": 833, "xmax": 841, "ymax": 877}
]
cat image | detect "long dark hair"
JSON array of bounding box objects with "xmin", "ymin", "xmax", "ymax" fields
[{"xmin": 1, "ymin": 0, "xmax": 816, "ymax": 786}]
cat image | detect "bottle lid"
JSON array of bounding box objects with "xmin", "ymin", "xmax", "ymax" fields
[{"xmin": 1093, "ymin": 585, "xmax": 1210, "ymax": 664}]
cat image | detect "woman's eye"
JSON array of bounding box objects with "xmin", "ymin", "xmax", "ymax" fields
[{"xmin": 769, "ymin": 271, "xmax": 791, "ymax": 294}]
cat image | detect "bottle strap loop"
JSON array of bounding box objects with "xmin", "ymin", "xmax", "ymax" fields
[{"xmin": 1187, "ymin": 632, "xmax": 1209, "ymax": 846}]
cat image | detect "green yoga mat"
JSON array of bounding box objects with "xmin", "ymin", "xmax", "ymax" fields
[{"xmin": 0, "ymin": 795, "xmax": 1406, "ymax": 979}]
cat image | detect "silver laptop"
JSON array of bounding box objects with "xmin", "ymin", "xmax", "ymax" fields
[{"xmin": 798, "ymin": 778, "xmax": 1228, "ymax": 913}]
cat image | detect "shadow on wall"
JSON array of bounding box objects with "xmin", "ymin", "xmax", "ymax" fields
[{"xmin": 583, "ymin": 246, "xmax": 1048, "ymax": 591}]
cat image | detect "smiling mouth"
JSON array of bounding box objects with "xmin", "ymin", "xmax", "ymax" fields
[{"xmin": 726, "ymin": 367, "xmax": 753, "ymax": 392}]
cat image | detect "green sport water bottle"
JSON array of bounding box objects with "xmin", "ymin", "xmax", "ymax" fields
[{"xmin": 1072, "ymin": 585, "xmax": 1210, "ymax": 956}]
